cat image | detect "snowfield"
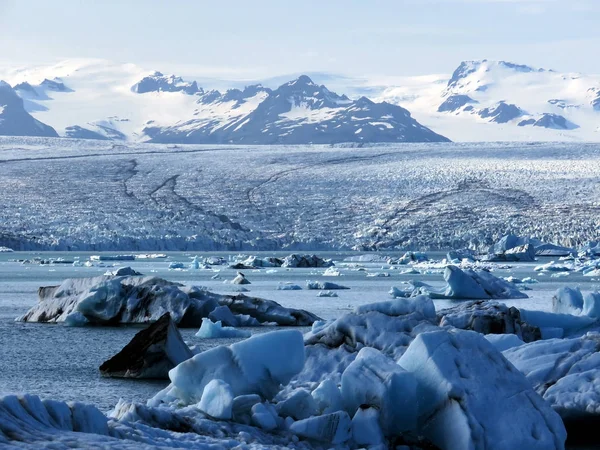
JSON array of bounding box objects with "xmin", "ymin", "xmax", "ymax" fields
[{"xmin": 0, "ymin": 137, "xmax": 599, "ymax": 251}]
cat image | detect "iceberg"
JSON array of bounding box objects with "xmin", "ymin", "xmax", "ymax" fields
[
  {"xmin": 553, "ymin": 286, "xmax": 600, "ymax": 319},
  {"xmin": 438, "ymin": 300, "xmax": 541, "ymax": 342},
  {"xmin": 305, "ymin": 296, "xmax": 438, "ymax": 361},
  {"xmin": 17, "ymin": 273, "xmax": 319, "ymax": 326},
  {"xmin": 281, "ymin": 254, "xmax": 334, "ymax": 268},
  {"xmin": 398, "ymin": 329, "xmax": 567, "ymax": 450},
  {"xmin": 150, "ymin": 329, "xmax": 305, "ymax": 405},
  {"xmin": 306, "ymin": 281, "xmax": 349, "ymax": 290},
  {"xmin": 231, "ymin": 272, "xmax": 251, "ymax": 284},
  {"xmin": 99, "ymin": 313, "xmax": 193, "ymax": 379},
  {"xmin": 195, "ymin": 318, "xmax": 251, "ymax": 339},
  {"xmin": 276, "ymin": 283, "xmax": 302, "ymax": 291},
  {"xmin": 408, "ymin": 265, "xmax": 528, "ymax": 299}
]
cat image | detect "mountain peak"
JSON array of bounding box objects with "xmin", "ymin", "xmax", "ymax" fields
[{"xmin": 287, "ymin": 75, "xmax": 316, "ymax": 87}]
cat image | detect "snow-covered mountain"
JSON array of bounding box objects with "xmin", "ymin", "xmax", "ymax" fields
[
  {"xmin": 2, "ymin": 58, "xmax": 599, "ymax": 142},
  {"xmin": 0, "ymin": 60, "xmax": 447, "ymax": 144},
  {"xmin": 0, "ymin": 81, "xmax": 58, "ymax": 137},
  {"xmin": 376, "ymin": 60, "xmax": 600, "ymax": 141}
]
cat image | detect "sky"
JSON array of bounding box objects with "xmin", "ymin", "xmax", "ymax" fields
[{"xmin": 0, "ymin": 0, "xmax": 599, "ymax": 79}]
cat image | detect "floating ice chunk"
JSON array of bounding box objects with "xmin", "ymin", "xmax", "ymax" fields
[
  {"xmin": 231, "ymin": 272, "xmax": 251, "ymax": 285},
  {"xmin": 311, "ymin": 379, "xmax": 343, "ymax": 415},
  {"xmin": 277, "ymin": 283, "xmax": 302, "ymax": 291},
  {"xmin": 306, "ymin": 281, "xmax": 349, "ymax": 290},
  {"xmin": 484, "ymin": 333, "xmax": 525, "ymax": 351},
  {"xmin": 351, "ymin": 406, "xmax": 384, "ymax": 446},
  {"xmin": 282, "ymin": 254, "xmax": 334, "ymax": 268},
  {"xmin": 189, "ymin": 256, "xmax": 200, "ymax": 270},
  {"xmin": 343, "ymin": 254, "xmax": 390, "ymax": 263},
  {"xmin": 323, "ymin": 267, "xmax": 342, "ymax": 276},
  {"xmin": 483, "ymin": 243, "xmax": 536, "ymax": 262},
  {"xmin": 341, "ymin": 347, "xmax": 417, "ymax": 436},
  {"xmin": 289, "ymin": 411, "xmax": 352, "ymax": 444},
  {"xmin": 241, "ymin": 256, "xmax": 282, "ymax": 268},
  {"xmin": 412, "ymin": 265, "xmax": 528, "ymax": 299},
  {"xmin": 399, "ymin": 329, "xmax": 567, "ymax": 450},
  {"xmin": 99, "ymin": 313, "xmax": 193, "ymax": 379},
  {"xmin": 447, "ymin": 249, "xmax": 477, "ymax": 263},
  {"xmin": 198, "ymin": 379, "xmax": 234, "ymax": 420},
  {"xmin": 207, "ymin": 305, "xmax": 238, "ymax": 327},
  {"xmin": 168, "ymin": 262, "xmax": 185, "ymax": 269},
  {"xmin": 195, "ymin": 318, "xmax": 251, "ymax": 339},
  {"xmin": 366, "ymin": 272, "xmax": 390, "ymax": 277},
  {"xmin": 104, "ymin": 266, "xmax": 143, "ymax": 277},
  {"xmin": 397, "ymin": 251, "xmax": 428, "ymax": 265},
  {"xmin": 91, "ymin": 254, "xmax": 135, "ymax": 261},
  {"xmin": 275, "ymin": 389, "xmax": 318, "ymax": 420},
  {"xmin": 251, "ymin": 402, "xmax": 278, "ymax": 430},
  {"xmin": 389, "ymin": 286, "xmax": 409, "ymax": 298},
  {"xmin": 154, "ymin": 329, "xmax": 305, "ymax": 405},
  {"xmin": 522, "ymin": 277, "xmax": 539, "ymax": 284},
  {"xmin": 400, "ymin": 268, "xmax": 420, "ymax": 275},
  {"xmin": 134, "ymin": 253, "xmax": 167, "ymax": 259},
  {"xmin": 535, "ymin": 261, "xmax": 573, "ymax": 272},
  {"xmin": 317, "ymin": 290, "xmax": 338, "ymax": 297}
]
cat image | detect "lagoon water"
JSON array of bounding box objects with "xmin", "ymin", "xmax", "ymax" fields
[{"xmin": 0, "ymin": 251, "xmax": 597, "ymax": 413}]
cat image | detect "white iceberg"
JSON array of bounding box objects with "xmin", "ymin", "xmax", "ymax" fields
[
  {"xmin": 195, "ymin": 318, "xmax": 251, "ymax": 339},
  {"xmin": 150, "ymin": 329, "xmax": 305, "ymax": 406},
  {"xmin": 306, "ymin": 281, "xmax": 349, "ymax": 290},
  {"xmin": 408, "ymin": 265, "xmax": 528, "ymax": 299},
  {"xmin": 398, "ymin": 329, "xmax": 567, "ymax": 450}
]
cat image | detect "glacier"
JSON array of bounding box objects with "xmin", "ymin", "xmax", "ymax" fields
[{"xmin": 0, "ymin": 138, "xmax": 599, "ymax": 252}]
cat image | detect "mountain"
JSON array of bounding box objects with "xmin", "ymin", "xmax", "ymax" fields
[
  {"xmin": 146, "ymin": 75, "xmax": 448, "ymax": 144},
  {"xmin": 377, "ymin": 59, "xmax": 600, "ymax": 141},
  {"xmin": 0, "ymin": 60, "xmax": 448, "ymax": 144},
  {"xmin": 3, "ymin": 58, "xmax": 598, "ymax": 143},
  {"xmin": 0, "ymin": 81, "xmax": 58, "ymax": 137}
]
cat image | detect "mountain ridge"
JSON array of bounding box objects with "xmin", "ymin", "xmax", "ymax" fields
[{"xmin": 2, "ymin": 58, "xmax": 600, "ymax": 143}]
